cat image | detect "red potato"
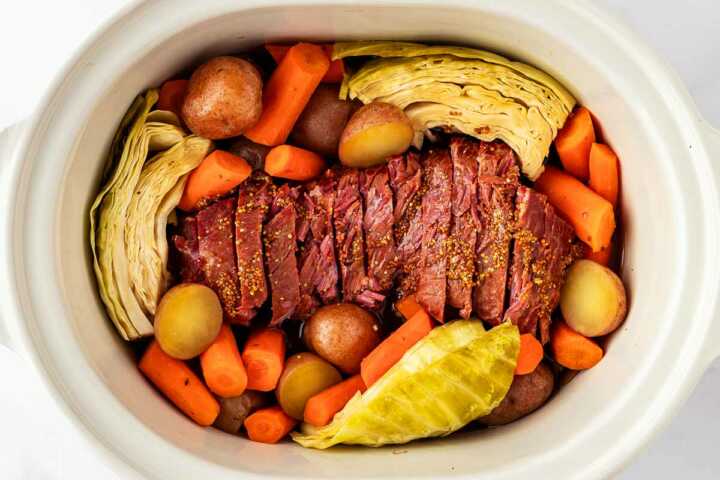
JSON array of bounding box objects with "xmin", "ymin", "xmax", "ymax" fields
[
  {"xmin": 478, "ymin": 363, "xmax": 555, "ymax": 426},
  {"xmin": 303, "ymin": 303, "xmax": 381, "ymax": 374},
  {"xmin": 182, "ymin": 56, "xmax": 263, "ymax": 139},
  {"xmin": 290, "ymin": 84, "xmax": 356, "ymax": 157}
]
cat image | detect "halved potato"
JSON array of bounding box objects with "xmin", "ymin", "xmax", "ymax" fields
[
  {"xmin": 338, "ymin": 102, "xmax": 413, "ymax": 168},
  {"xmin": 276, "ymin": 352, "xmax": 341, "ymax": 420},
  {"xmin": 560, "ymin": 259, "xmax": 627, "ymax": 337}
]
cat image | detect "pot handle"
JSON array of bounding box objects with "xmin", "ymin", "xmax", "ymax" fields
[
  {"xmin": 0, "ymin": 121, "xmax": 26, "ymax": 352},
  {"xmin": 700, "ymin": 122, "xmax": 720, "ymax": 366}
]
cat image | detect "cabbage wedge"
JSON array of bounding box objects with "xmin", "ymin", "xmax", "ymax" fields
[
  {"xmin": 125, "ymin": 135, "xmax": 212, "ymax": 317},
  {"xmin": 90, "ymin": 89, "xmax": 211, "ymax": 340},
  {"xmin": 333, "ymin": 41, "xmax": 576, "ymax": 180},
  {"xmin": 292, "ymin": 321, "xmax": 519, "ymax": 449}
]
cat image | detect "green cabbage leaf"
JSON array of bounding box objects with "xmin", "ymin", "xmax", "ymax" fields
[{"xmin": 292, "ymin": 321, "xmax": 519, "ymax": 449}]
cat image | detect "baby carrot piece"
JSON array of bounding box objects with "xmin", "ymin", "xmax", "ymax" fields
[
  {"xmin": 242, "ymin": 328, "xmax": 286, "ymax": 392},
  {"xmin": 264, "ymin": 145, "xmax": 325, "ymax": 181},
  {"xmin": 157, "ymin": 79, "xmax": 188, "ymax": 118},
  {"xmin": 535, "ymin": 166, "xmax": 615, "ymax": 252},
  {"xmin": 395, "ymin": 295, "xmax": 423, "ymax": 320},
  {"xmin": 555, "ymin": 107, "xmax": 595, "ymax": 180},
  {"xmin": 361, "ymin": 309, "xmax": 434, "ymax": 388},
  {"xmin": 200, "ymin": 324, "xmax": 248, "ymax": 398},
  {"xmin": 551, "ymin": 321, "xmax": 603, "ymax": 370},
  {"xmin": 178, "ymin": 150, "xmax": 252, "ymax": 211},
  {"xmin": 139, "ymin": 341, "xmax": 220, "ymax": 426},
  {"xmin": 265, "ymin": 43, "xmax": 344, "ymax": 83},
  {"xmin": 321, "ymin": 44, "xmax": 344, "ymax": 83},
  {"xmin": 515, "ymin": 334, "xmax": 544, "ymax": 375},
  {"xmin": 246, "ymin": 43, "xmax": 330, "ymax": 146},
  {"xmin": 264, "ymin": 44, "xmax": 290, "ymax": 63},
  {"xmin": 304, "ymin": 375, "xmax": 366, "ymax": 427},
  {"xmin": 583, "ymin": 243, "xmax": 612, "ymax": 266},
  {"xmin": 244, "ymin": 406, "xmax": 297, "ymax": 444},
  {"xmin": 588, "ymin": 143, "xmax": 620, "ymax": 207}
]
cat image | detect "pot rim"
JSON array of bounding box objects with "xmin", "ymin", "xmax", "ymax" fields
[{"xmin": 2, "ymin": 1, "xmax": 720, "ymax": 479}]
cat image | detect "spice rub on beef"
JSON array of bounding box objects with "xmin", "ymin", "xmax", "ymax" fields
[
  {"xmin": 196, "ymin": 197, "xmax": 253, "ymax": 324},
  {"xmin": 172, "ymin": 215, "xmax": 205, "ymax": 284},
  {"xmin": 236, "ymin": 172, "xmax": 273, "ymax": 319},
  {"xmin": 296, "ymin": 172, "xmax": 339, "ymax": 318},
  {"xmin": 505, "ymin": 186, "xmax": 576, "ymax": 343},
  {"xmin": 360, "ymin": 165, "xmax": 397, "ymax": 292},
  {"xmin": 447, "ymin": 138, "xmax": 479, "ymax": 318},
  {"xmin": 264, "ymin": 185, "xmax": 301, "ymax": 325},
  {"xmin": 388, "ymin": 152, "xmax": 424, "ymax": 299},
  {"xmin": 414, "ymin": 148, "xmax": 453, "ymax": 322},
  {"xmin": 333, "ymin": 168, "xmax": 384, "ymax": 310},
  {"xmin": 473, "ymin": 140, "xmax": 519, "ymax": 325}
]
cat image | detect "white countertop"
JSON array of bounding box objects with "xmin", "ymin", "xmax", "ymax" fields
[{"xmin": 1, "ymin": 1, "xmax": 719, "ymax": 478}]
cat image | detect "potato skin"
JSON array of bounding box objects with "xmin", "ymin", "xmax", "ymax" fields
[
  {"xmin": 182, "ymin": 56, "xmax": 263, "ymax": 140},
  {"xmin": 290, "ymin": 85, "xmax": 355, "ymax": 157},
  {"xmin": 304, "ymin": 303, "xmax": 381, "ymax": 374},
  {"xmin": 478, "ymin": 362, "xmax": 555, "ymax": 426},
  {"xmin": 340, "ymin": 102, "xmax": 410, "ymax": 141},
  {"xmin": 338, "ymin": 102, "xmax": 413, "ymax": 168}
]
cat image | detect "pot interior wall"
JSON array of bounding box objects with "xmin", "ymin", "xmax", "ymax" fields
[{"xmin": 47, "ymin": 1, "xmax": 692, "ymax": 478}]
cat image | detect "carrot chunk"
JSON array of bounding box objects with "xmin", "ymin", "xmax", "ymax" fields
[
  {"xmin": 200, "ymin": 324, "xmax": 248, "ymax": 398},
  {"xmin": 304, "ymin": 375, "xmax": 366, "ymax": 427},
  {"xmin": 244, "ymin": 406, "xmax": 297, "ymax": 443},
  {"xmin": 320, "ymin": 45, "xmax": 344, "ymax": 83},
  {"xmin": 360, "ymin": 309, "xmax": 434, "ymax": 388},
  {"xmin": 265, "ymin": 43, "xmax": 343, "ymax": 83},
  {"xmin": 157, "ymin": 79, "xmax": 188, "ymax": 118},
  {"xmin": 178, "ymin": 150, "xmax": 252, "ymax": 211},
  {"xmin": 515, "ymin": 334, "xmax": 544, "ymax": 375},
  {"xmin": 535, "ymin": 166, "xmax": 615, "ymax": 252},
  {"xmin": 264, "ymin": 145, "xmax": 325, "ymax": 181},
  {"xmin": 242, "ymin": 328, "xmax": 286, "ymax": 392},
  {"xmin": 139, "ymin": 341, "xmax": 219, "ymax": 426},
  {"xmin": 555, "ymin": 107, "xmax": 596, "ymax": 180},
  {"xmin": 551, "ymin": 321, "xmax": 603, "ymax": 370},
  {"xmin": 395, "ymin": 295, "xmax": 423, "ymax": 320},
  {"xmin": 588, "ymin": 142, "xmax": 620, "ymax": 207},
  {"xmin": 246, "ymin": 43, "xmax": 329, "ymax": 146}
]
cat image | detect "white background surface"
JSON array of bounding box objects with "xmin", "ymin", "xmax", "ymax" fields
[{"xmin": 1, "ymin": 1, "xmax": 719, "ymax": 478}]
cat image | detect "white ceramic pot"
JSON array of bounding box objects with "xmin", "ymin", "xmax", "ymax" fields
[{"xmin": 2, "ymin": 0, "xmax": 720, "ymax": 478}]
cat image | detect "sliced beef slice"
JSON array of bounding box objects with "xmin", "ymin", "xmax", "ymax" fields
[
  {"xmin": 196, "ymin": 197, "xmax": 253, "ymax": 324},
  {"xmin": 388, "ymin": 152, "xmax": 424, "ymax": 299},
  {"xmin": 235, "ymin": 172, "xmax": 273, "ymax": 318},
  {"xmin": 505, "ymin": 186, "xmax": 576, "ymax": 343},
  {"xmin": 296, "ymin": 172, "xmax": 339, "ymax": 318},
  {"xmin": 264, "ymin": 185, "xmax": 301, "ymax": 325},
  {"xmin": 447, "ymin": 137, "xmax": 479, "ymax": 318},
  {"xmin": 473, "ymin": 140, "xmax": 520, "ymax": 325},
  {"xmin": 172, "ymin": 215, "xmax": 205, "ymax": 284},
  {"xmin": 333, "ymin": 168, "xmax": 384, "ymax": 310},
  {"xmin": 414, "ymin": 148, "xmax": 453, "ymax": 322},
  {"xmin": 360, "ymin": 165, "xmax": 397, "ymax": 292}
]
